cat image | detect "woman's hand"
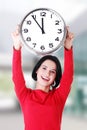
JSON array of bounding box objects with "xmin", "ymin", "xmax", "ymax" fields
[
  {"xmin": 64, "ymin": 26, "xmax": 74, "ymax": 50},
  {"xmin": 11, "ymin": 25, "xmax": 22, "ymax": 50}
]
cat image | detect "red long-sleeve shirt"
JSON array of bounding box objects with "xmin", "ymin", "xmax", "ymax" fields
[{"xmin": 12, "ymin": 48, "xmax": 74, "ymax": 130}]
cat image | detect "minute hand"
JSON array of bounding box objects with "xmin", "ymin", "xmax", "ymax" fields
[{"xmin": 32, "ymin": 15, "xmax": 45, "ymax": 34}]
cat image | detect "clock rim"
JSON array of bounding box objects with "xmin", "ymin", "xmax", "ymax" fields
[{"xmin": 20, "ymin": 8, "xmax": 67, "ymax": 55}]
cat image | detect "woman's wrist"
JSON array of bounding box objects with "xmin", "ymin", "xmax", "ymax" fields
[
  {"xmin": 64, "ymin": 45, "xmax": 73, "ymax": 50},
  {"xmin": 13, "ymin": 44, "xmax": 22, "ymax": 50}
]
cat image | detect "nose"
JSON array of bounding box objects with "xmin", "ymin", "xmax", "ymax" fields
[{"xmin": 46, "ymin": 70, "xmax": 50, "ymax": 77}]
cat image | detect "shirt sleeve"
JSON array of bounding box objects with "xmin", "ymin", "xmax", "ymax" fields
[
  {"xmin": 12, "ymin": 48, "xmax": 31, "ymax": 104},
  {"xmin": 55, "ymin": 47, "xmax": 74, "ymax": 104}
]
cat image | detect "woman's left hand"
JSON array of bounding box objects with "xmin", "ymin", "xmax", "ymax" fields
[{"xmin": 64, "ymin": 26, "xmax": 74, "ymax": 50}]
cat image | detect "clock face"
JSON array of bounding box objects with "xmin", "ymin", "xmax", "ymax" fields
[{"xmin": 20, "ymin": 8, "xmax": 66, "ymax": 55}]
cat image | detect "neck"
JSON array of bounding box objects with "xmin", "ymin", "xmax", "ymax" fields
[{"xmin": 35, "ymin": 83, "xmax": 50, "ymax": 93}]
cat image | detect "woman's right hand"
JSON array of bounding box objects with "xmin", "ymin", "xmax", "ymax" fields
[{"xmin": 11, "ymin": 25, "xmax": 22, "ymax": 50}]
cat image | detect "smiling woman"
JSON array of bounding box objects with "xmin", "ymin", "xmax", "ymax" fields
[{"xmin": 11, "ymin": 25, "xmax": 74, "ymax": 130}]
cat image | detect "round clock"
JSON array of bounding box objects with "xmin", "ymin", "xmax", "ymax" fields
[{"xmin": 20, "ymin": 8, "xmax": 67, "ymax": 55}]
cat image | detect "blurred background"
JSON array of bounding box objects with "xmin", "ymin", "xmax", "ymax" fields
[{"xmin": 0, "ymin": 0, "xmax": 87, "ymax": 130}]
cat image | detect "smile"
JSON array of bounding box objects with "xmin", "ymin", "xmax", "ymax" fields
[{"xmin": 41, "ymin": 76, "xmax": 50, "ymax": 81}]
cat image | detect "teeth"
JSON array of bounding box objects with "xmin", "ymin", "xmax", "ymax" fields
[{"xmin": 41, "ymin": 76, "xmax": 49, "ymax": 81}]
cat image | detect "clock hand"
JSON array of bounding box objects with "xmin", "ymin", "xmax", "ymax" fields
[
  {"xmin": 41, "ymin": 18, "xmax": 45, "ymax": 34},
  {"xmin": 32, "ymin": 15, "xmax": 45, "ymax": 34}
]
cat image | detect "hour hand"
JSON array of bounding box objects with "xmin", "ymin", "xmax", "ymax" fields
[{"xmin": 32, "ymin": 15, "xmax": 45, "ymax": 34}]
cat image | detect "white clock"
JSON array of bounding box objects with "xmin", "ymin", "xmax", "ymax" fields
[{"xmin": 20, "ymin": 8, "xmax": 67, "ymax": 55}]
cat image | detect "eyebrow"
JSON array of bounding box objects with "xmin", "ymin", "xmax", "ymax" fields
[{"xmin": 41, "ymin": 65, "xmax": 56, "ymax": 72}]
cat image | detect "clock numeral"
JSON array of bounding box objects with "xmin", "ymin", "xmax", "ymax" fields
[
  {"xmin": 55, "ymin": 20, "xmax": 60, "ymax": 25},
  {"xmin": 40, "ymin": 45, "xmax": 45, "ymax": 50},
  {"xmin": 57, "ymin": 29, "xmax": 62, "ymax": 34},
  {"xmin": 31, "ymin": 15, "xmax": 36, "ymax": 19},
  {"xmin": 40, "ymin": 12, "xmax": 46, "ymax": 17},
  {"xmin": 26, "ymin": 37, "xmax": 31, "ymax": 41},
  {"xmin": 27, "ymin": 20, "xmax": 32, "ymax": 25},
  {"xmin": 32, "ymin": 43, "xmax": 36, "ymax": 48},
  {"xmin": 49, "ymin": 43, "xmax": 54, "ymax": 48},
  {"xmin": 23, "ymin": 29, "xmax": 28, "ymax": 33},
  {"xmin": 55, "ymin": 37, "xmax": 59, "ymax": 41}
]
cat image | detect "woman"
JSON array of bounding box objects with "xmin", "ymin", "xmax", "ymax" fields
[{"xmin": 12, "ymin": 25, "xmax": 74, "ymax": 130}]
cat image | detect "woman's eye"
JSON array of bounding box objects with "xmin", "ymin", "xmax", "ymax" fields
[
  {"xmin": 51, "ymin": 71, "xmax": 54, "ymax": 73},
  {"xmin": 50, "ymin": 71, "xmax": 56, "ymax": 74},
  {"xmin": 42, "ymin": 67, "xmax": 46, "ymax": 70}
]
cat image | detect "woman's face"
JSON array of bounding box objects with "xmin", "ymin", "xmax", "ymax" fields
[{"xmin": 36, "ymin": 59, "xmax": 57, "ymax": 88}]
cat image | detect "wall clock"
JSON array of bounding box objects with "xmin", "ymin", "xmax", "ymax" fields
[{"xmin": 20, "ymin": 8, "xmax": 67, "ymax": 55}]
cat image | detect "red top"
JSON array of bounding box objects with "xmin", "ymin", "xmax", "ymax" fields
[{"xmin": 12, "ymin": 48, "xmax": 74, "ymax": 130}]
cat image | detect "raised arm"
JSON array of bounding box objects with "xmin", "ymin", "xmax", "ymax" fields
[
  {"xmin": 55, "ymin": 27, "xmax": 74, "ymax": 103},
  {"xmin": 12, "ymin": 25, "xmax": 29, "ymax": 103}
]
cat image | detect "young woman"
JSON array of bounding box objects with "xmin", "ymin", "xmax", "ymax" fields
[{"xmin": 12, "ymin": 25, "xmax": 74, "ymax": 130}]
